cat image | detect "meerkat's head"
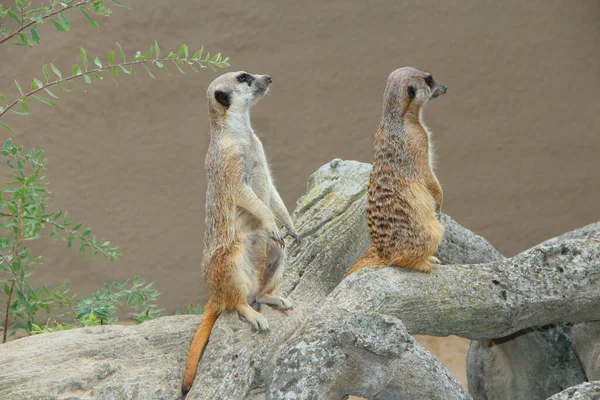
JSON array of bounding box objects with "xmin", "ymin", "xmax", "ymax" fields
[
  {"xmin": 382, "ymin": 67, "xmax": 447, "ymax": 118},
  {"xmin": 206, "ymin": 71, "xmax": 272, "ymax": 115}
]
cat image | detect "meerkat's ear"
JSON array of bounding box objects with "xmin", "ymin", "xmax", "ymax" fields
[
  {"xmin": 214, "ymin": 90, "xmax": 231, "ymax": 108},
  {"xmin": 407, "ymin": 85, "xmax": 416, "ymax": 100}
]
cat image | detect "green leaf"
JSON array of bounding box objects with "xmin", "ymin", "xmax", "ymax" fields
[
  {"xmin": 154, "ymin": 41, "xmax": 160, "ymax": 58},
  {"xmin": 80, "ymin": 8, "xmax": 98, "ymax": 28},
  {"xmin": 144, "ymin": 47, "xmax": 152, "ymax": 59},
  {"xmin": 16, "ymin": 160, "xmax": 23, "ymax": 171},
  {"xmin": 7, "ymin": 9, "xmax": 21, "ymax": 25},
  {"xmin": 42, "ymin": 63, "xmax": 49, "ymax": 82},
  {"xmin": 14, "ymin": 80, "xmax": 24, "ymax": 95},
  {"xmin": 192, "ymin": 46, "xmax": 204, "ymax": 59},
  {"xmin": 72, "ymin": 63, "xmax": 82, "ymax": 75},
  {"xmin": 12, "ymin": 110, "xmax": 30, "ymax": 116},
  {"xmin": 50, "ymin": 64, "xmax": 62, "ymax": 80},
  {"xmin": 94, "ymin": 57, "xmax": 102, "ymax": 68},
  {"xmin": 33, "ymin": 78, "xmax": 43, "ymax": 89},
  {"xmin": 0, "ymin": 123, "xmax": 16, "ymax": 134},
  {"xmin": 20, "ymin": 100, "xmax": 30, "ymax": 111},
  {"xmin": 0, "ymin": 92, "xmax": 7, "ymax": 104},
  {"xmin": 33, "ymin": 95, "xmax": 55, "ymax": 106},
  {"xmin": 84, "ymin": 75, "xmax": 92, "ymax": 84},
  {"xmin": 154, "ymin": 61, "xmax": 163, "ymax": 68},
  {"xmin": 30, "ymin": 26, "xmax": 40, "ymax": 45},
  {"xmin": 108, "ymin": 50, "xmax": 115, "ymax": 65},
  {"xmin": 18, "ymin": 32, "xmax": 31, "ymax": 47},
  {"xmin": 142, "ymin": 63, "xmax": 155, "ymax": 79},
  {"xmin": 177, "ymin": 44, "xmax": 188, "ymax": 58},
  {"xmin": 4, "ymin": 138, "xmax": 12, "ymax": 151},
  {"xmin": 58, "ymin": 11, "xmax": 70, "ymax": 31},
  {"xmin": 51, "ymin": 19, "xmax": 68, "ymax": 33},
  {"xmin": 174, "ymin": 63, "xmax": 185, "ymax": 74},
  {"xmin": 116, "ymin": 42, "xmax": 126, "ymax": 62},
  {"xmin": 111, "ymin": 66, "xmax": 118, "ymax": 76},
  {"xmin": 110, "ymin": 0, "xmax": 127, "ymax": 7},
  {"xmin": 44, "ymin": 88, "xmax": 59, "ymax": 99},
  {"xmin": 80, "ymin": 47, "xmax": 88, "ymax": 71}
]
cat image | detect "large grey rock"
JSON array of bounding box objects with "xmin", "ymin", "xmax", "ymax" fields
[
  {"xmin": 1, "ymin": 160, "xmax": 597, "ymax": 400},
  {"xmin": 467, "ymin": 221, "xmax": 600, "ymax": 400},
  {"xmin": 546, "ymin": 381, "xmax": 600, "ymax": 400},
  {"xmin": 572, "ymin": 321, "xmax": 600, "ymax": 381},
  {"xmin": 467, "ymin": 326, "xmax": 586, "ymax": 400},
  {"xmin": 0, "ymin": 315, "xmax": 199, "ymax": 400},
  {"xmin": 436, "ymin": 213, "xmax": 505, "ymax": 265}
]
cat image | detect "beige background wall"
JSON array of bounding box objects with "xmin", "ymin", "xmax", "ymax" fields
[{"xmin": 0, "ymin": 1, "xmax": 598, "ymax": 316}]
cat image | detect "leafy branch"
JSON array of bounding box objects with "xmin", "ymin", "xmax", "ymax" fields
[
  {"xmin": 0, "ymin": 42, "xmax": 230, "ymax": 132},
  {"xmin": 0, "ymin": 0, "xmax": 125, "ymax": 47}
]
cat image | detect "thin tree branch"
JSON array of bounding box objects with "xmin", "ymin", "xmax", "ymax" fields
[{"xmin": 0, "ymin": 1, "xmax": 87, "ymax": 46}]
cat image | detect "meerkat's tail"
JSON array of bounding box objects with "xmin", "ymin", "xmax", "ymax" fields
[
  {"xmin": 346, "ymin": 246, "xmax": 386, "ymax": 277},
  {"xmin": 181, "ymin": 302, "xmax": 220, "ymax": 396}
]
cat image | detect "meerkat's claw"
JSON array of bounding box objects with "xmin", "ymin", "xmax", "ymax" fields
[
  {"xmin": 277, "ymin": 297, "xmax": 293, "ymax": 310},
  {"xmin": 288, "ymin": 229, "xmax": 301, "ymax": 243},
  {"xmin": 270, "ymin": 229, "xmax": 285, "ymax": 248},
  {"xmin": 250, "ymin": 313, "xmax": 270, "ymax": 332}
]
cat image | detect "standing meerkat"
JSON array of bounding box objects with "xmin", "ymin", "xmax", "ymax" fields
[
  {"xmin": 181, "ymin": 71, "xmax": 299, "ymax": 396},
  {"xmin": 346, "ymin": 67, "xmax": 447, "ymax": 277}
]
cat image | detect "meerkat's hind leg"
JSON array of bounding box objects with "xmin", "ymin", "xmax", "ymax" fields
[
  {"xmin": 410, "ymin": 258, "xmax": 434, "ymax": 274},
  {"xmin": 235, "ymin": 303, "xmax": 270, "ymax": 332},
  {"xmin": 257, "ymin": 241, "xmax": 293, "ymax": 310},
  {"xmin": 428, "ymin": 255, "xmax": 440, "ymax": 264}
]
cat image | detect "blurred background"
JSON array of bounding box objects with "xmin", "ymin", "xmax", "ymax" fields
[{"xmin": 0, "ymin": 0, "xmax": 598, "ymax": 385}]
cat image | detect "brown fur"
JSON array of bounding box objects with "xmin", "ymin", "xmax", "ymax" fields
[
  {"xmin": 181, "ymin": 72, "xmax": 297, "ymax": 396},
  {"xmin": 346, "ymin": 67, "xmax": 447, "ymax": 277}
]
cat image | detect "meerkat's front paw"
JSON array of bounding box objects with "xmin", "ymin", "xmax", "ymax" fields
[
  {"xmin": 257, "ymin": 294, "xmax": 293, "ymax": 310},
  {"xmin": 268, "ymin": 227, "xmax": 285, "ymax": 248}
]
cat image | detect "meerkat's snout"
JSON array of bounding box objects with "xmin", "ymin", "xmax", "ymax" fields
[
  {"xmin": 254, "ymin": 75, "xmax": 272, "ymax": 93},
  {"xmin": 431, "ymin": 83, "xmax": 447, "ymax": 99}
]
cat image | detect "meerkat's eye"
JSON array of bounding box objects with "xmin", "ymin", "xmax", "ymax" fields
[
  {"xmin": 237, "ymin": 73, "xmax": 250, "ymax": 83},
  {"xmin": 425, "ymin": 76, "xmax": 434, "ymax": 87}
]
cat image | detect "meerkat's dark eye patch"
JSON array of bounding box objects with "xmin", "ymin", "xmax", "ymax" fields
[
  {"xmin": 407, "ymin": 85, "xmax": 416, "ymax": 100},
  {"xmin": 237, "ymin": 73, "xmax": 252, "ymax": 84},
  {"xmin": 214, "ymin": 90, "xmax": 231, "ymax": 107},
  {"xmin": 425, "ymin": 76, "xmax": 434, "ymax": 87}
]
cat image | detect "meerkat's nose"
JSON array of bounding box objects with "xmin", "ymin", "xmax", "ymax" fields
[{"xmin": 265, "ymin": 76, "xmax": 272, "ymax": 83}]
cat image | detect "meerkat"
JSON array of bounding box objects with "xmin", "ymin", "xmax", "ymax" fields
[
  {"xmin": 346, "ymin": 67, "xmax": 447, "ymax": 277},
  {"xmin": 181, "ymin": 71, "xmax": 299, "ymax": 396}
]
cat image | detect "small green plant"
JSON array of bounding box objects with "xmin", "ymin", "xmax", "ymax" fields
[{"xmin": 0, "ymin": 0, "xmax": 226, "ymax": 342}]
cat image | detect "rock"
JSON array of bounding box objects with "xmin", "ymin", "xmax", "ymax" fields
[
  {"xmin": 436, "ymin": 213, "xmax": 505, "ymax": 265},
  {"xmin": 467, "ymin": 221, "xmax": 600, "ymax": 400},
  {"xmin": 1, "ymin": 160, "xmax": 597, "ymax": 400},
  {"xmin": 467, "ymin": 326, "xmax": 586, "ymax": 400},
  {"xmin": 0, "ymin": 315, "xmax": 199, "ymax": 400},
  {"xmin": 572, "ymin": 321, "xmax": 600, "ymax": 381},
  {"xmin": 545, "ymin": 381, "xmax": 600, "ymax": 400}
]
